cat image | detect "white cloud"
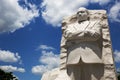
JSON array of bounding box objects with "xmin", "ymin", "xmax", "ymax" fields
[
  {"xmin": 40, "ymin": 0, "xmax": 114, "ymax": 26},
  {"xmin": 41, "ymin": 0, "xmax": 89, "ymax": 26},
  {"xmin": 32, "ymin": 50, "xmax": 59, "ymax": 75},
  {"xmin": 0, "ymin": 65, "xmax": 25, "ymax": 73},
  {"xmin": 114, "ymin": 50, "xmax": 120, "ymax": 62},
  {"xmin": 32, "ymin": 65, "xmax": 50, "ymax": 75},
  {"xmin": 109, "ymin": 2, "xmax": 120, "ymax": 23},
  {"xmin": 40, "ymin": 51, "xmax": 59, "ymax": 66},
  {"xmin": 90, "ymin": 0, "xmax": 111, "ymax": 5},
  {"xmin": 0, "ymin": 50, "xmax": 21, "ymax": 63},
  {"xmin": 37, "ymin": 44, "xmax": 55, "ymax": 50},
  {"xmin": 0, "ymin": 0, "xmax": 39, "ymax": 33}
]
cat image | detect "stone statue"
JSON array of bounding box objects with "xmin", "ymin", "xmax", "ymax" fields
[
  {"xmin": 41, "ymin": 8, "xmax": 117, "ymax": 80},
  {"xmin": 63, "ymin": 7, "xmax": 104, "ymax": 80}
]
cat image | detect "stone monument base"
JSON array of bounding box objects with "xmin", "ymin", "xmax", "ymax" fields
[{"xmin": 41, "ymin": 64, "xmax": 117, "ymax": 80}]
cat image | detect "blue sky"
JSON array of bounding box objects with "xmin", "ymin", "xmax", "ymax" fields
[{"xmin": 0, "ymin": 0, "xmax": 120, "ymax": 80}]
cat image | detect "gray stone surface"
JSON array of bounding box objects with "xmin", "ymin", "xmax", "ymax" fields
[
  {"xmin": 41, "ymin": 68, "xmax": 60, "ymax": 80},
  {"xmin": 41, "ymin": 8, "xmax": 117, "ymax": 80}
]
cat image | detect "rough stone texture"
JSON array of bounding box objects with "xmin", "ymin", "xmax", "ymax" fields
[
  {"xmin": 41, "ymin": 68, "xmax": 71, "ymax": 80},
  {"xmin": 41, "ymin": 68, "xmax": 60, "ymax": 80},
  {"xmin": 41, "ymin": 8, "xmax": 117, "ymax": 80}
]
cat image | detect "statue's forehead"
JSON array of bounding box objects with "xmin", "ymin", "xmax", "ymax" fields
[{"xmin": 78, "ymin": 8, "xmax": 87, "ymax": 12}]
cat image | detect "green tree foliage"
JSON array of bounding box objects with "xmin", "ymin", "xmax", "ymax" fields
[
  {"xmin": 118, "ymin": 72, "xmax": 120, "ymax": 80},
  {"xmin": 0, "ymin": 69, "xmax": 18, "ymax": 80}
]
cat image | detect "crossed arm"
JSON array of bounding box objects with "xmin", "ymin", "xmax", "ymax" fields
[{"xmin": 64, "ymin": 22, "xmax": 102, "ymax": 41}]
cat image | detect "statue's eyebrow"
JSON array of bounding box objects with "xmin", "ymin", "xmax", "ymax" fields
[
  {"xmin": 80, "ymin": 11, "xmax": 84, "ymax": 13},
  {"xmin": 77, "ymin": 11, "xmax": 85, "ymax": 14}
]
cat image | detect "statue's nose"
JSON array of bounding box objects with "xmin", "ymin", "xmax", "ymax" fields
[
  {"xmin": 78, "ymin": 13, "xmax": 82, "ymax": 16},
  {"xmin": 79, "ymin": 14, "xmax": 82, "ymax": 17}
]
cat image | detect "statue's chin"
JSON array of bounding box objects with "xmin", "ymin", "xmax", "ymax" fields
[{"xmin": 77, "ymin": 16, "xmax": 88, "ymax": 22}]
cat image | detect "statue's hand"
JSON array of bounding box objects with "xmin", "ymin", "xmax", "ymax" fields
[
  {"xmin": 64, "ymin": 29, "xmax": 85, "ymax": 40},
  {"xmin": 76, "ymin": 31, "xmax": 84, "ymax": 37},
  {"xmin": 64, "ymin": 29, "xmax": 74, "ymax": 38},
  {"xmin": 55, "ymin": 70, "xmax": 71, "ymax": 80}
]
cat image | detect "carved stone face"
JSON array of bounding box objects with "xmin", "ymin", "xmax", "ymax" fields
[{"xmin": 77, "ymin": 8, "xmax": 89, "ymax": 22}]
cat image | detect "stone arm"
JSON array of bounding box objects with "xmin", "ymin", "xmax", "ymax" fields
[{"xmin": 64, "ymin": 22, "xmax": 102, "ymax": 41}]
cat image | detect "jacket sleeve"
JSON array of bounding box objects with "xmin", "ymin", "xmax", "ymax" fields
[
  {"xmin": 83, "ymin": 22, "xmax": 102, "ymax": 41},
  {"xmin": 64, "ymin": 22, "xmax": 102, "ymax": 41}
]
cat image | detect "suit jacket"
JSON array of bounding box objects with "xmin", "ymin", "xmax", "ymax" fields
[{"xmin": 64, "ymin": 20, "xmax": 103, "ymax": 65}]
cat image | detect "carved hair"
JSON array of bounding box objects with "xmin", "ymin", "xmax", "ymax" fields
[{"xmin": 77, "ymin": 7, "xmax": 89, "ymax": 15}]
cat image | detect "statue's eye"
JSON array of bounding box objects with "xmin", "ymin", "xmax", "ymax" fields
[
  {"xmin": 80, "ymin": 11, "xmax": 84, "ymax": 13},
  {"xmin": 77, "ymin": 11, "xmax": 83, "ymax": 14},
  {"xmin": 77, "ymin": 12, "xmax": 80, "ymax": 14}
]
